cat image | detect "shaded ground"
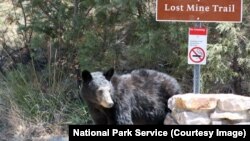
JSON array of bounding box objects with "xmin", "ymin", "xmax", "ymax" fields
[
  {"xmin": 0, "ymin": 115, "xmax": 68, "ymax": 141},
  {"xmin": 0, "ymin": 91, "xmax": 68, "ymax": 141}
]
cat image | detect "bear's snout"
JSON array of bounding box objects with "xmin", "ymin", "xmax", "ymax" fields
[
  {"xmin": 98, "ymin": 88, "xmax": 114, "ymax": 108},
  {"xmin": 100, "ymin": 99, "xmax": 114, "ymax": 108},
  {"xmin": 105, "ymin": 102, "xmax": 114, "ymax": 108}
]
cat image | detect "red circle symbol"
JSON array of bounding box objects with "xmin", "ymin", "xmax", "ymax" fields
[{"xmin": 189, "ymin": 47, "xmax": 205, "ymax": 63}]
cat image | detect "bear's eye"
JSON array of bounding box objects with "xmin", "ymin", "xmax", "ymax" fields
[{"xmin": 97, "ymin": 90, "xmax": 103, "ymax": 94}]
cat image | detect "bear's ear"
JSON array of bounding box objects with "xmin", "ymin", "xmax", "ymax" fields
[
  {"xmin": 103, "ymin": 68, "xmax": 114, "ymax": 81},
  {"xmin": 82, "ymin": 70, "xmax": 92, "ymax": 84}
]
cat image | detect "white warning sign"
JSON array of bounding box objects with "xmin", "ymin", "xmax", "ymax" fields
[{"xmin": 188, "ymin": 28, "xmax": 207, "ymax": 65}]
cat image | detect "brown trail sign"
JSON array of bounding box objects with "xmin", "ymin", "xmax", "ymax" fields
[{"xmin": 156, "ymin": 0, "xmax": 242, "ymax": 22}]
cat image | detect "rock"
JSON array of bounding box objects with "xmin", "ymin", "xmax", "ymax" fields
[
  {"xmin": 30, "ymin": 136, "xmax": 68, "ymax": 141},
  {"xmin": 217, "ymin": 94, "xmax": 250, "ymax": 112},
  {"xmin": 234, "ymin": 122, "xmax": 250, "ymax": 125},
  {"xmin": 48, "ymin": 136, "xmax": 68, "ymax": 141},
  {"xmin": 172, "ymin": 111, "xmax": 211, "ymax": 125},
  {"xmin": 210, "ymin": 109, "xmax": 249, "ymax": 120},
  {"xmin": 168, "ymin": 93, "xmax": 218, "ymax": 112},
  {"xmin": 169, "ymin": 94, "xmax": 250, "ymax": 112},
  {"xmin": 211, "ymin": 120, "xmax": 232, "ymax": 125},
  {"xmin": 164, "ymin": 114, "xmax": 178, "ymax": 125},
  {"xmin": 167, "ymin": 94, "xmax": 250, "ymax": 125}
]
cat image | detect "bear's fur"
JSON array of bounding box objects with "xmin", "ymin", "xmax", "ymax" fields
[{"xmin": 80, "ymin": 68, "xmax": 181, "ymax": 125}]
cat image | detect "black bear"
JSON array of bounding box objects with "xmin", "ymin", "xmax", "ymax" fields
[{"xmin": 80, "ymin": 68, "xmax": 181, "ymax": 125}]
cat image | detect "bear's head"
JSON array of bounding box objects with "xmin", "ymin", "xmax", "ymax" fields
[{"xmin": 81, "ymin": 68, "xmax": 115, "ymax": 108}]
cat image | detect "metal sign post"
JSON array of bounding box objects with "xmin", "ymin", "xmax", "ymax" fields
[
  {"xmin": 194, "ymin": 22, "xmax": 201, "ymax": 94},
  {"xmin": 193, "ymin": 63, "xmax": 201, "ymax": 94},
  {"xmin": 188, "ymin": 22, "xmax": 207, "ymax": 94}
]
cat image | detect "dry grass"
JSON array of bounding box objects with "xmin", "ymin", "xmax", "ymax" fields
[
  {"xmin": 0, "ymin": 103, "xmax": 69, "ymax": 141},
  {"xmin": 0, "ymin": 64, "xmax": 91, "ymax": 140}
]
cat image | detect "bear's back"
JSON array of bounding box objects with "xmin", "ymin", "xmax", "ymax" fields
[
  {"xmin": 110, "ymin": 69, "xmax": 181, "ymax": 124},
  {"xmin": 130, "ymin": 69, "xmax": 181, "ymax": 96},
  {"xmin": 111, "ymin": 69, "xmax": 181, "ymax": 95}
]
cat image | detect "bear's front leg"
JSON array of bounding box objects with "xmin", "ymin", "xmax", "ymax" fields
[
  {"xmin": 115, "ymin": 103, "xmax": 133, "ymax": 125},
  {"xmin": 88, "ymin": 106, "xmax": 108, "ymax": 124}
]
